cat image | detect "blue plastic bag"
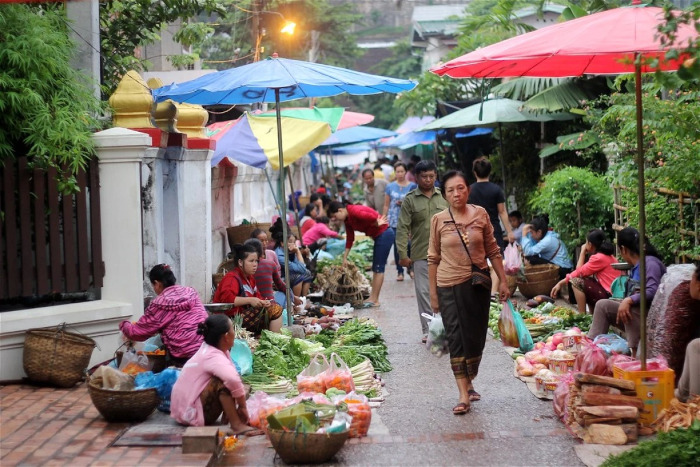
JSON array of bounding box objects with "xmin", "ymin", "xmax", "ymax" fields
[
  {"xmin": 231, "ymin": 339, "xmax": 253, "ymax": 376},
  {"xmin": 134, "ymin": 368, "xmax": 181, "ymax": 411},
  {"xmin": 593, "ymin": 333, "xmax": 629, "ymax": 355},
  {"xmin": 509, "ymin": 300, "xmax": 534, "ymax": 352}
]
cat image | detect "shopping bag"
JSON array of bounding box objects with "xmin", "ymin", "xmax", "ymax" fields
[
  {"xmin": 504, "ymin": 243, "xmax": 522, "ymax": 275},
  {"xmin": 498, "ymin": 301, "xmax": 520, "ymax": 348},
  {"xmin": 325, "ymin": 353, "xmax": 355, "ymax": 392},
  {"xmin": 118, "ymin": 347, "xmax": 150, "ymax": 375},
  {"xmin": 296, "ymin": 353, "xmax": 329, "ymax": 393},
  {"xmin": 421, "ymin": 313, "xmax": 449, "ymax": 357},
  {"xmin": 509, "ymin": 300, "xmax": 534, "ymax": 352},
  {"xmin": 231, "ymin": 339, "xmax": 253, "ymax": 376}
]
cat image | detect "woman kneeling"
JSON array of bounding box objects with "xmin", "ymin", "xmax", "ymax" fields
[{"xmin": 170, "ymin": 314, "xmax": 263, "ymax": 436}]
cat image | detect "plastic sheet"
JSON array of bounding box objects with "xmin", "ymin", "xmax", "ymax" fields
[
  {"xmin": 231, "ymin": 339, "xmax": 253, "ymax": 376},
  {"xmin": 422, "ymin": 313, "xmax": 448, "ymax": 357},
  {"xmin": 593, "ymin": 333, "xmax": 629, "ymax": 355}
]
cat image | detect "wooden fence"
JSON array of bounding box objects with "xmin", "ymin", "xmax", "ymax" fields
[{"xmin": 0, "ymin": 157, "xmax": 103, "ymax": 301}]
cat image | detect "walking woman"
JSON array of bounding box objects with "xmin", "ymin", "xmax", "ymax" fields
[
  {"xmin": 428, "ymin": 171, "xmax": 509, "ymax": 415},
  {"xmin": 328, "ymin": 201, "xmax": 394, "ymax": 308},
  {"xmin": 383, "ymin": 162, "xmax": 417, "ymax": 281},
  {"xmin": 170, "ymin": 314, "xmax": 264, "ymax": 436},
  {"xmin": 587, "ymin": 227, "xmax": 666, "ymax": 356},
  {"xmin": 550, "ymin": 229, "xmax": 621, "ymax": 314},
  {"xmin": 120, "ymin": 264, "xmax": 207, "ymax": 367},
  {"xmin": 213, "ymin": 243, "xmax": 283, "ymax": 334}
]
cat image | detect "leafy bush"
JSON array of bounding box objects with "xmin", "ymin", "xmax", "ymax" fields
[{"xmin": 529, "ymin": 167, "xmax": 613, "ymax": 254}]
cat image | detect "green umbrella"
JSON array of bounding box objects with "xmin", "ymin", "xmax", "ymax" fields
[{"xmin": 256, "ymin": 107, "xmax": 345, "ymax": 132}]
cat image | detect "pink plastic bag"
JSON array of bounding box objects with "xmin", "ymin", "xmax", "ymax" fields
[
  {"xmin": 553, "ymin": 372, "xmax": 575, "ymax": 423},
  {"xmin": 607, "ymin": 354, "xmax": 636, "ymax": 375},
  {"xmin": 614, "ymin": 355, "xmax": 669, "ymax": 372},
  {"xmin": 574, "ymin": 342, "xmax": 610, "ymax": 376},
  {"xmin": 504, "ymin": 243, "xmax": 522, "ymax": 275}
]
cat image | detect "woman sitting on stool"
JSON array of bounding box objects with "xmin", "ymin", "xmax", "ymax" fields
[
  {"xmin": 170, "ymin": 314, "xmax": 264, "ymax": 436},
  {"xmin": 521, "ymin": 214, "xmax": 573, "ymax": 280}
]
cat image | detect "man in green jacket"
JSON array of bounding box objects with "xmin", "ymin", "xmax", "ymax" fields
[{"xmin": 396, "ymin": 160, "xmax": 448, "ymax": 342}]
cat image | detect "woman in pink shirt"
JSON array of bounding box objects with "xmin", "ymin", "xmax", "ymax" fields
[
  {"xmin": 550, "ymin": 229, "xmax": 620, "ymax": 314},
  {"xmin": 327, "ymin": 201, "xmax": 393, "ymax": 308},
  {"xmin": 170, "ymin": 314, "xmax": 263, "ymax": 436},
  {"xmin": 120, "ymin": 264, "xmax": 207, "ymax": 367},
  {"xmin": 302, "ymin": 216, "xmax": 341, "ymax": 246}
]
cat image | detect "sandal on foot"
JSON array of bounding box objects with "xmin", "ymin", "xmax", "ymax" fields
[
  {"xmin": 452, "ymin": 402, "xmax": 470, "ymax": 415},
  {"xmin": 421, "ymin": 335, "xmax": 428, "ymax": 344},
  {"xmin": 362, "ymin": 302, "xmax": 379, "ymax": 309},
  {"xmin": 468, "ymin": 389, "xmax": 481, "ymax": 401},
  {"xmin": 409, "ymin": 271, "xmax": 415, "ymax": 279},
  {"xmin": 397, "ymin": 274, "xmax": 404, "ymax": 282}
]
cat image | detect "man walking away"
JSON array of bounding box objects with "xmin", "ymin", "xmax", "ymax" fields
[{"xmin": 396, "ymin": 160, "xmax": 448, "ymax": 343}]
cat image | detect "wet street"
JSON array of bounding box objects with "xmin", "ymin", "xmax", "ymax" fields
[{"xmin": 221, "ymin": 267, "xmax": 584, "ymax": 466}]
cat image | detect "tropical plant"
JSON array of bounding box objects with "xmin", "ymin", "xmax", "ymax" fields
[
  {"xmin": 529, "ymin": 166, "xmax": 613, "ymax": 254},
  {"xmin": 0, "ymin": 4, "xmax": 104, "ymax": 190}
]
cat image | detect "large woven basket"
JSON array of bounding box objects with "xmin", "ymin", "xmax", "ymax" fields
[
  {"xmin": 88, "ymin": 379, "xmax": 159, "ymax": 423},
  {"xmin": 23, "ymin": 326, "xmax": 96, "ymax": 388},
  {"xmin": 323, "ymin": 274, "xmax": 364, "ymax": 307},
  {"xmin": 505, "ymin": 275, "xmax": 518, "ymax": 296},
  {"xmin": 522, "ymin": 264, "xmax": 560, "ymax": 282},
  {"xmin": 516, "ymin": 277, "xmax": 559, "ymax": 299},
  {"xmin": 268, "ymin": 429, "xmax": 349, "ymax": 464}
]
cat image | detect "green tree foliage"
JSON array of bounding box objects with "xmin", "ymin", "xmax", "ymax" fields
[
  {"xmin": 100, "ymin": 0, "xmax": 226, "ymax": 92},
  {"xmin": 656, "ymin": 3, "xmax": 700, "ymax": 82},
  {"xmin": 529, "ymin": 166, "xmax": 613, "ymax": 254},
  {"xmin": 0, "ymin": 4, "xmax": 103, "ymax": 186}
]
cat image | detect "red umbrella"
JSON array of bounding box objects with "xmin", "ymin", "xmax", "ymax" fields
[{"xmin": 432, "ymin": 4, "xmax": 698, "ymax": 368}]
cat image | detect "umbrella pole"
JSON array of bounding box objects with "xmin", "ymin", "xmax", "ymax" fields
[
  {"xmin": 264, "ymin": 168, "xmax": 282, "ymax": 219},
  {"xmin": 498, "ymin": 122, "xmax": 508, "ymax": 209},
  {"xmin": 635, "ymin": 57, "xmax": 647, "ymax": 370},
  {"xmin": 275, "ymin": 89, "xmax": 293, "ymax": 326},
  {"xmin": 287, "ymin": 169, "xmax": 304, "ymax": 243}
]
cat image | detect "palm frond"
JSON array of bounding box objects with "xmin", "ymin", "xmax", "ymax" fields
[
  {"xmin": 523, "ymin": 77, "xmax": 611, "ymax": 112},
  {"xmin": 491, "ymin": 77, "xmax": 569, "ymax": 100}
]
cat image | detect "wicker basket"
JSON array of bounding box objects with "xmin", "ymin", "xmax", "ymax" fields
[
  {"xmin": 268, "ymin": 429, "xmax": 349, "ymax": 464},
  {"xmin": 516, "ymin": 277, "xmax": 559, "ymax": 299},
  {"xmin": 323, "ymin": 273, "xmax": 364, "ymax": 308},
  {"xmin": 522, "ymin": 264, "xmax": 560, "ymax": 282},
  {"xmin": 505, "ymin": 275, "xmax": 518, "ymax": 296},
  {"xmin": 23, "ymin": 326, "xmax": 96, "ymax": 388},
  {"xmin": 88, "ymin": 379, "xmax": 159, "ymax": 423}
]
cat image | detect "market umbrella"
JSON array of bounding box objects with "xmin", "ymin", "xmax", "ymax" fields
[
  {"xmin": 255, "ymin": 107, "xmax": 375, "ymax": 131},
  {"xmin": 378, "ymin": 130, "xmax": 436, "ymax": 150},
  {"xmin": 317, "ymin": 126, "xmax": 398, "ymax": 148},
  {"xmin": 154, "ymin": 53, "xmax": 416, "ymax": 321},
  {"xmin": 420, "ymin": 98, "xmax": 574, "ymax": 198},
  {"xmin": 431, "ymin": 3, "xmax": 698, "ymax": 367},
  {"xmin": 206, "ymin": 113, "xmax": 331, "ymax": 169}
]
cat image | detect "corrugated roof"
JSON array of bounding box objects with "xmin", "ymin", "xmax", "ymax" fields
[{"xmin": 412, "ymin": 5, "xmax": 469, "ymax": 22}]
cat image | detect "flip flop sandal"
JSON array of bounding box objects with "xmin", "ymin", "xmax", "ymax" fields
[
  {"xmin": 452, "ymin": 402, "xmax": 470, "ymax": 415},
  {"xmin": 396, "ymin": 275, "xmax": 404, "ymax": 282},
  {"xmin": 468, "ymin": 389, "xmax": 481, "ymax": 401},
  {"xmin": 362, "ymin": 302, "xmax": 379, "ymax": 309},
  {"xmin": 421, "ymin": 335, "xmax": 428, "ymax": 344}
]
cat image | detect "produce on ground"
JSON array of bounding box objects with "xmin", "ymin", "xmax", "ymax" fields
[
  {"xmin": 323, "ymin": 319, "xmax": 392, "ymax": 373},
  {"xmin": 651, "ymin": 396, "xmax": 700, "ymax": 432},
  {"xmin": 601, "ymin": 420, "xmax": 700, "ymax": 467}
]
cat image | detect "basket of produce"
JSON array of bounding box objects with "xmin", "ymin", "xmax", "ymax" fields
[
  {"xmin": 226, "ymin": 220, "xmax": 267, "ymax": 250},
  {"xmin": 522, "ymin": 264, "xmax": 560, "ymax": 282},
  {"xmin": 505, "ymin": 275, "xmax": 518, "ymax": 296},
  {"xmin": 88, "ymin": 376, "xmax": 159, "ymax": 423},
  {"xmin": 268, "ymin": 430, "xmax": 349, "ymax": 464},
  {"xmin": 323, "ymin": 272, "xmax": 364, "ymax": 308},
  {"xmin": 516, "ymin": 277, "xmax": 559, "ymax": 299},
  {"xmin": 23, "ymin": 324, "xmax": 96, "ymax": 388}
]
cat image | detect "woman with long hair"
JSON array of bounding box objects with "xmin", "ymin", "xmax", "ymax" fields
[
  {"xmin": 428, "ymin": 171, "xmax": 509, "ymax": 415},
  {"xmin": 244, "ymin": 238, "xmax": 301, "ymax": 309},
  {"xmin": 587, "ymin": 227, "xmax": 666, "ymax": 355},
  {"xmin": 119, "ymin": 264, "xmax": 207, "ymax": 367},
  {"xmin": 271, "ymin": 218, "xmax": 313, "ymax": 297},
  {"xmin": 383, "ymin": 162, "xmax": 417, "ymax": 281},
  {"xmin": 212, "ymin": 243, "xmax": 283, "ymax": 334},
  {"xmin": 170, "ymin": 314, "xmax": 264, "ymax": 436},
  {"xmin": 550, "ymin": 229, "xmax": 621, "ymax": 314}
]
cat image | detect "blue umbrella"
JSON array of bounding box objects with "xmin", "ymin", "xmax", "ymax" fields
[
  {"xmin": 153, "ymin": 53, "xmax": 416, "ymax": 322},
  {"xmin": 378, "ymin": 130, "xmax": 436, "ymax": 150}
]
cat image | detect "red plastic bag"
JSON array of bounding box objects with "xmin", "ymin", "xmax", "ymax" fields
[
  {"xmin": 574, "ymin": 341, "xmax": 610, "ymax": 376},
  {"xmin": 296, "ymin": 353, "xmax": 329, "ymax": 394},
  {"xmin": 325, "ymin": 353, "xmax": 355, "ymax": 393}
]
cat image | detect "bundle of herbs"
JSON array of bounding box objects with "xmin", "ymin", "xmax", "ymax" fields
[{"xmin": 323, "ymin": 319, "xmax": 392, "ymax": 373}]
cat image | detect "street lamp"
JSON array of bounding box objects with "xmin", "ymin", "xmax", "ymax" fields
[{"xmin": 255, "ymin": 10, "xmax": 296, "ymax": 61}]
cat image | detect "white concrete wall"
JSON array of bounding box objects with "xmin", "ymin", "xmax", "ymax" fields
[{"xmin": 0, "ymin": 128, "xmax": 149, "ymax": 382}]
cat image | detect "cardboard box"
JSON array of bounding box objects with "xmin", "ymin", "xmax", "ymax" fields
[{"xmin": 182, "ymin": 426, "xmax": 220, "ymax": 454}]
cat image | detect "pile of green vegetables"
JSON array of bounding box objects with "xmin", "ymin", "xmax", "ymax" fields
[
  {"xmin": 249, "ymin": 330, "xmax": 324, "ymax": 381},
  {"xmin": 602, "ymin": 421, "xmax": 700, "ymax": 467}
]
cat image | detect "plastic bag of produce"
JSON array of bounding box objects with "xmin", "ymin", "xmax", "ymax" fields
[
  {"xmin": 593, "ymin": 333, "xmax": 629, "ymax": 355},
  {"xmin": 422, "ymin": 313, "xmax": 449, "ymax": 357},
  {"xmin": 231, "ymin": 339, "xmax": 253, "ymax": 376},
  {"xmin": 509, "ymin": 300, "xmax": 534, "ymax": 352},
  {"xmin": 296, "ymin": 353, "xmax": 329, "ymax": 394},
  {"xmin": 504, "ymin": 243, "xmax": 522, "ymax": 275},
  {"xmin": 246, "ymin": 391, "xmax": 271, "ymax": 428},
  {"xmin": 573, "ymin": 341, "xmax": 610, "ymax": 376},
  {"xmin": 607, "ymin": 353, "xmax": 636, "ymax": 375},
  {"xmin": 119, "ymin": 347, "xmax": 150, "ymax": 375},
  {"xmin": 333, "ymin": 392, "xmax": 371, "ymax": 438},
  {"xmin": 498, "ymin": 301, "xmax": 520, "ymax": 348},
  {"xmin": 325, "ymin": 353, "xmax": 356, "ymax": 393},
  {"xmin": 552, "ymin": 372, "xmax": 575, "ymax": 424}
]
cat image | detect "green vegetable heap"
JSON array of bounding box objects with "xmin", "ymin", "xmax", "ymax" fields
[{"xmin": 602, "ymin": 421, "xmax": 700, "ymax": 467}]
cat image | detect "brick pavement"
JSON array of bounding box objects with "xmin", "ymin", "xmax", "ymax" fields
[{"xmin": 0, "ymin": 384, "xmax": 212, "ymax": 467}]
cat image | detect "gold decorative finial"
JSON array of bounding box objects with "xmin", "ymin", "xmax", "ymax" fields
[
  {"xmin": 154, "ymin": 100, "xmax": 179, "ymax": 133},
  {"xmin": 147, "ymin": 77, "xmax": 164, "ymax": 90},
  {"xmin": 109, "ymin": 70, "xmax": 155, "ymax": 129},
  {"xmin": 176, "ymin": 103, "xmax": 209, "ymax": 138}
]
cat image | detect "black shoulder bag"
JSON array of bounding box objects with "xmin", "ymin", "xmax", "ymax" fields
[{"xmin": 448, "ymin": 208, "xmax": 492, "ymax": 290}]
